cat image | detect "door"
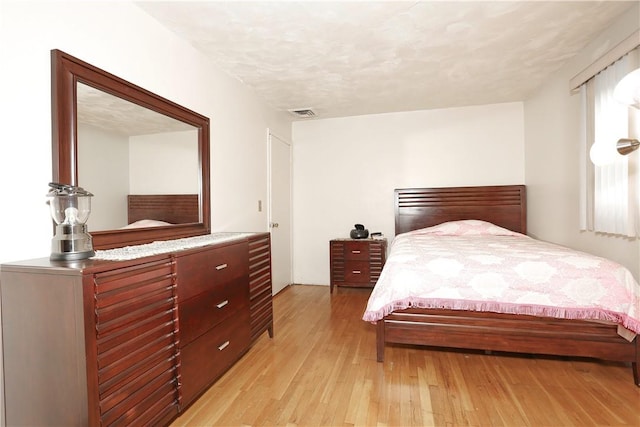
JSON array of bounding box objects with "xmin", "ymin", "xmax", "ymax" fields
[{"xmin": 268, "ymin": 131, "xmax": 292, "ymax": 295}]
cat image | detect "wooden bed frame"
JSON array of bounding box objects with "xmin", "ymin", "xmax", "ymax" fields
[
  {"xmin": 127, "ymin": 194, "xmax": 200, "ymax": 225},
  {"xmin": 376, "ymin": 185, "xmax": 639, "ymax": 386}
]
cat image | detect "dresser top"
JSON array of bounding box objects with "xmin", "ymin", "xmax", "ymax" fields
[{"xmin": 1, "ymin": 232, "xmax": 267, "ymax": 274}]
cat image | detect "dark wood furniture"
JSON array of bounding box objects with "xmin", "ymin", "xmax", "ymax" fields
[
  {"xmin": 248, "ymin": 233, "xmax": 275, "ymax": 342},
  {"xmin": 330, "ymin": 238, "xmax": 387, "ymax": 293},
  {"xmin": 175, "ymin": 239, "xmax": 251, "ymax": 407},
  {"xmin": 376, "ymin": 185, "xmax": 639, "ymax": 386},
  {"xmin": 0, "ymin": 233, "xmax": 273, "ymax": 426},
  {"xmin": 128, "ymin": 194, "xmax": 200, "ymax": 225}
]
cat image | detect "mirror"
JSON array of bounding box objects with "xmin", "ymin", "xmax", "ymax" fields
[
  {"xmin": 76, "ymin": 83, "xmax": 200, "ymax": 231},
  {"xmin": 51, "ymin": 49, "xmax": 211, "ymax": 250}
]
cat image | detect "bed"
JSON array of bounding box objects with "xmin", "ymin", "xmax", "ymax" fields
[
  {"xmin": 364, "ymin": 185, "xmax": 640, "ymax": 386},
  {"xmin": 127, "ymin": 194, "xmax": 200, "ymax": 226}
]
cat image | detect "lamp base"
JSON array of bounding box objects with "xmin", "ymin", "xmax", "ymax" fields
[
  {"xmin": 50, "ymin": 249, "xmax": 95, "ymax": 261},
  {"xmin": 50, "ymin": 225, "xmax": 94, "ymax": 261}
]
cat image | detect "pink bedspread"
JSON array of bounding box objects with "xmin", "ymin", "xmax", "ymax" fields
[{"xmin": 362, "ymin": 220, "xmax": 640, "ymax": 335}]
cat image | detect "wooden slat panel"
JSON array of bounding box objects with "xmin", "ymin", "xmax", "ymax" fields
[
  {"xmin": 94, "ymin": 259, "xmax": 174, "ymax": 294},
  {"xmin": 99, "ymin": 352, "xmax": 177, "ymax": 415},
  {"xmin": 92, "ymin": 258, "xmax": 179, "ymax": 426},
  {"xmin": 101, "ymin": 369, "xmax": 178, "ymax": 426},
  {"xmin": 98, "ymin": 346, "xmax": 176, "ymax": 398},
  {"xmin": 127, "ymin": 194, "xmax": 199, "ymax": 225},
  {"xmin": 248, "ymin": 233, "xmax": 274, "ymax": 343},
  {"xmin": 96, "ymin": 292, "xmax": 175, "ymax": 340},
  {"xmin": 369, "ymin": 241, "xmax": 385, "ymax": 284},
  {"xmin": 394, "ymin": 185, "xmax": 526, "ymax": 235},
  {"xmin": 330, "ymin": 241, "xmax": 345, "ymax": 284}
]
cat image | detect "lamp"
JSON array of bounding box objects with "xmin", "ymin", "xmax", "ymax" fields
[
  {"xmin": 613, "ymin": 67, "xmax": 640, "ymax": 109},
  {"xmin": 590, "ymin": 138, "xmax": 639, "ymax": 165},
  {"xmin": 47, "ymin": 182, "xmax": 95, "ymax": 261},
  {"xmin": 617, "ymin": 138, "xmax": 639, "ymax": 155},
  {"xmin": 600, "ymin": 66, "xmax": 640, "ymax": 161}
]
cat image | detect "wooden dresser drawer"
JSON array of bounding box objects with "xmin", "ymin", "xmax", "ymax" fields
[
  {"xmin": 180, "ymin": 312, "xmax": 250, "ymax": 406},
  {"xmin": 179, "ymin": 276, "xmax": 249, "ymax": 346},
  {"xmin": 177, "ymin": 241, "xmax": 249, "ymax": 301},
  {"xmin": 343, "ymin": 241, "xmax": 370, "ymax": 260},
  {"xmin": 343, "ymin": 261, "xmax": 371, "ymax": 283}
]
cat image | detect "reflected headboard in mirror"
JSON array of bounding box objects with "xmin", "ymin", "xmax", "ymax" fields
[
  {"xmin": 127, "ymin": 194, "xmax": 200, "ymax": 225},
  {"xmin": 51, "ymin": 49, "xmax": 210, "ymax": 250}
]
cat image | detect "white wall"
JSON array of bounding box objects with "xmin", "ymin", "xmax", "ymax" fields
[
  {"xmin": 524, "ymin": 3, "xmax": 639, "ymax": 280},
  {"xmin": 0, "ymin": 0, "xmax": 292, "ymax": 264},
  {"xmin": 79, "ymin": 126, "xmax": 201, "ymax": 231},
  {"xmin": 78, "ymin": 124, "xmax": 130, "ymax": 230},
  {"xmin": 292, "ymin": 103, "xmax": 525, "ymax": 285},
  {"xmin": 129, "ymin": 130, "xmax": 199, "ymax": 194}
]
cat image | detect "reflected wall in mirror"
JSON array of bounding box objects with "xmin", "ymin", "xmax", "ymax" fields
[
  {"xmin": 52, "ymin": 49, "xmax": 210, "ymax": 250},
  {"xmin": 77, "ymin": 83, "xmax": 199, "ymax": 230}
]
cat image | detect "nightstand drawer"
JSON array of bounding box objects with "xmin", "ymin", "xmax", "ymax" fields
[
  {"xmin": 343, "ymin": 241, "xmax": 370, "ymax": 260},
  {"xmin": 344, "ymin": 261, "xmax": 370, "ymax": 283}
]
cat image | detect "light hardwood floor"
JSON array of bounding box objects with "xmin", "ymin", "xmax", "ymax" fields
[{"xmin": 172, "ymin": 285, "xmax": 640, "ymax": 426}]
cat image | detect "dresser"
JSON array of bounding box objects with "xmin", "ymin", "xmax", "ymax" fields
[
  {"xmin": 329, "ymin": 238, "xmax": 387, "ymax": 293},
  {"xmin": 0, "ymin": 232, "xmax": 273, "ymax": 426}
]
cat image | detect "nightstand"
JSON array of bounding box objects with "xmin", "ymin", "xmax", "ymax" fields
[{"xmin": 329, "ymin": 238, "xmax": 387, "ymax": 293}]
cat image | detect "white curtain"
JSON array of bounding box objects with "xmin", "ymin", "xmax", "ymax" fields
[{"xmin": 580, "ymin": 49, "xmax": 640, "ymax": 237}]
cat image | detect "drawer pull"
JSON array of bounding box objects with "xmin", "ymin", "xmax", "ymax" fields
[
  {"xmin": 218, "ymin": 341, "xmax": 230, "ymax": 351},
  {"xmin": 351, "ymin": 250, "xmax": 361, "ymax": 254},
  {"xmin": 216, "ymin": 263, "xmax": 228, "ymax": 270},
  {"xmin": 216, "ymin": 300, "xmax": 229, "ymax": 309},
  {"xmin": 352, "ymin": 270, "xmax": 361, "ymax": 274}
]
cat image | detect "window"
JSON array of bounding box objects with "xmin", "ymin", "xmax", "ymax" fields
[{"xmin": 579, "ymin": 48, "xmax": 639, "ymax": 238}]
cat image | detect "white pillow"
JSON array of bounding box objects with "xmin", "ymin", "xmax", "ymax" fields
[
  {"xmin": 122, "ymin": 219, "xmax": 172, "ymax": 229},
  {"xmin": 409, "ymin": 220, "xmax": 522, "ymax": 237}
]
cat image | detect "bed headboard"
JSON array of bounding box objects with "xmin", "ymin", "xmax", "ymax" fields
[
  {"xmin": 395, "ymin": 185, "xmax": 526, "ymax": 235},
  {"xmin": 127, "ymin": 194, "xmax": 200, "ymax": 225}
]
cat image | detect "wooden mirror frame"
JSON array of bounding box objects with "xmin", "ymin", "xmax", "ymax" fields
[{"xmin": 51, "ymin": 49, "xmax": 210, "ymax": 250}]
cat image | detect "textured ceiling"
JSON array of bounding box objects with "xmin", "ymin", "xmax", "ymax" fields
[
  {"xmin": 135, "ymin": 1, "xmax": 636, "ymax": 119},
  {"xmin": 77, "ymin": 83, "xmax": 195, "ymax": 135}
]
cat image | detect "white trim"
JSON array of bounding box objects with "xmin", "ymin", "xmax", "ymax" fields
[{"xmin": 570, "ymin": 30, "xmax": 640, "ymax": 93}]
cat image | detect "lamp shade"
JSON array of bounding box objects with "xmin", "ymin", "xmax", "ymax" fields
[
  {"xmin": 613, "ymin": 67, "xmax": 640, "ymax": 109},
  {"xmin": 590, "ymin": 141, "xmax": 619, "ymax": 166}
]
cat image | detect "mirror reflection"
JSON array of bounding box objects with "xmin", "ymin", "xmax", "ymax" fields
[{"xmin": 76, "ymin": 83, "xmax": 199, "ymax": 231}]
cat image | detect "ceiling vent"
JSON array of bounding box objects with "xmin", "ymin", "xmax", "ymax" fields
[{"xmin": 288, "ymin": 108, "xmax": 316, "ymax": 118}]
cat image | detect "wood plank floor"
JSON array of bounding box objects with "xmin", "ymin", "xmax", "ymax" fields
[{"xmin": 172, "ymin": 285, "xmax": 640, "ymax": 426}]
